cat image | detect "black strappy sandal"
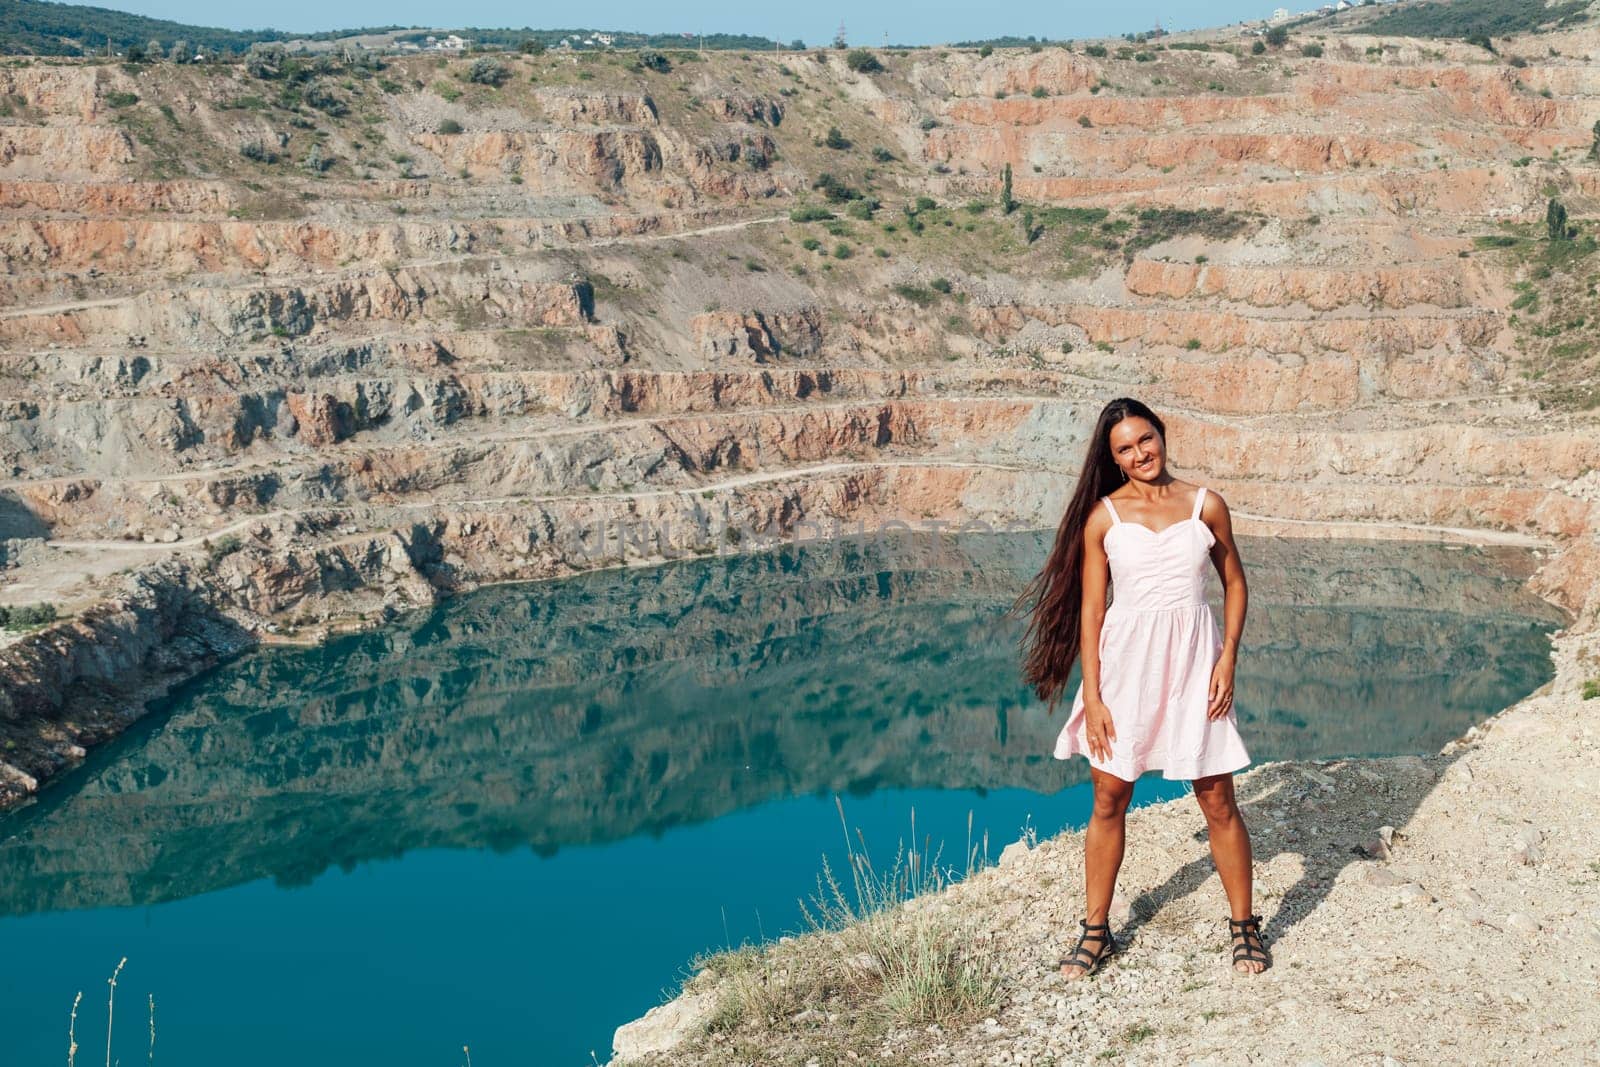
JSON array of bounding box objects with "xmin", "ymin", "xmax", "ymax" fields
[
  {"xmin": 1226, "ymin": 913, "xmax": 1271, "ymax": 973},
  {"xmin": 1056, "ymin": 918, "xmax": 1117, "ymax": 978}
]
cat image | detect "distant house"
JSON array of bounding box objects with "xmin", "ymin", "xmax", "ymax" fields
[
  {"xmin": 1335, "ymin": 0, "xmax": 1353, "ymax": 8},
  {"xmin": 1270, "ymin": 7, "xmax": 1290, "ymax": 22}
]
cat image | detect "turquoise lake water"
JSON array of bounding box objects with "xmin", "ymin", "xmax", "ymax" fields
[{"xmin": 0, "ymin": 532, "xmax": 1564, "ymax": 1065}]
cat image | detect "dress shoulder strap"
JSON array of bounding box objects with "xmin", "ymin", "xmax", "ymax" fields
[
  {"xmin": 1102, "ymin": 496, "xmax": 1122, "ymax": 524},
  {"xmin": 1191, "ymin": 486, "xmax": 1208, "ymax": 521}
]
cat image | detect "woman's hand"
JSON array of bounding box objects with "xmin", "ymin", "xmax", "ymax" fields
[
  {"xmin": 1207, "ymin": 650, "xmax": 1237, "ymax": 721},
  {"xmin": 1084, "ymin": 697, "xmax": 1117, "ymax": 762}
]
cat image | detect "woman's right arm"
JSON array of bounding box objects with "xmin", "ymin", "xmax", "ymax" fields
[{"xmin": 1078, "ymin": 506, "xmax": 1117, "ymax": 762}]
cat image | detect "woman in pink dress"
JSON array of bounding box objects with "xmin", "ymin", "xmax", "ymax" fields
[{"xmin": 1012, "ymin": 396, "xmax": 1269, "ymax": 980}]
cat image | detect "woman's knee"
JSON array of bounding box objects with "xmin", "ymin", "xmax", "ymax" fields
[
  {"xmin": 1192, "ymin": 775, "xmax": 1240, "ymax": 823},
  {"xmin": 1091, "ymin": 778, "xmax": 1134, "ymax": 819}
]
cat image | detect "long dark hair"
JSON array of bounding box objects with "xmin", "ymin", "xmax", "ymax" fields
[{"xmin": 1009, "ymin": 396, "xmax": 1167, "ymax": 712}]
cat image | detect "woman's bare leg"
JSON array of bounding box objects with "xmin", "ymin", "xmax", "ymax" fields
[
  {"xmin": 1063, "ymin": 766, "xmax": 1135, "ymax": 979},
  {"xmin": 1192, "ymin": 771, "xmax": 1265, "ymax": 973}
]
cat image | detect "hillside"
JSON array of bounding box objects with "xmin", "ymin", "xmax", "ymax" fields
[
  {"xmin": 1361, "ymin": 0, "xmax": 1594, "ymax": 39},
  {"xmin": 1, "ymin": 0, "xmax": 314, "ymax": 56},
  {"xmin": 5, "ymin": 15, "xmax": 1600, "ymax": 818},
  {"xmin": 0, "ymin": 1, "xmax": 778, "ymax": 56}
]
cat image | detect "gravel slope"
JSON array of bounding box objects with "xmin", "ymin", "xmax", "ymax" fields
[{"xmin": 617, "ymin": 629, "xmax": 1600, "ymax": 1065}]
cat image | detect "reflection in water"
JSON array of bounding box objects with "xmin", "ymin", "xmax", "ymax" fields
[
  {"xmin": 0, "ymin": 533, "xmax": 1564, "ymax": 1066},
  {"xmin": 0, "ymin": 533, "xmax": 1563, "ymax": 917}
]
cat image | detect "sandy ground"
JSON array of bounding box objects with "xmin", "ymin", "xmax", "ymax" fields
[{"xmin": 620, "ymin": 628, "xmax": 1600, "ymax": 1065}]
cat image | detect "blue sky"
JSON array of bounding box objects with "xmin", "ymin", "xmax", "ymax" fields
[{"xmin": 97, "ymin": 1, "xmax": 1284, "ymax": 46}]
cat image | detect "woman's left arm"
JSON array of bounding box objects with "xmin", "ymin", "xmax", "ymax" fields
[{"xmin": 1203, "ymin": 490, "xmax": 1248, "ymax": 720}]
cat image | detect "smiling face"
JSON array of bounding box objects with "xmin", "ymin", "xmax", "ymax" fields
[{"xmin": 1107, "ymin": 415, "xmax": 1166, "ymax": 483}]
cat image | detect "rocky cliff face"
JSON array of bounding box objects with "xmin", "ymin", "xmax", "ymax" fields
[{"xmin": 4, "ymin": 29, "xmax": 1600, "ymax": 807}]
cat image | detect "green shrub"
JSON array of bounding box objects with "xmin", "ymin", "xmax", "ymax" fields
[
  {"xmin": 1085, "ymin": 45, "xmax": 1107, "ymax": 58},
  {"xmin": 1547, "ymin": 197, "xmax": 1572, "ymax": 241},
  {"xmin": 239, "ymin": 139, "xmax": 278, "ymax": 164},
  {"xmin": 1031, "ymin": 86, "xmax": 1048, "ymax": 98},
  {"xmin": 1583, "ymin": 679, "xmax": 1600, "ymax": 700},
  {"xmin": 801, "ymin": 237, "xmax": 822, "ymax": 251},
  {"xmin": 1265, "ymin": 26, "xmax": 1289, "ymax": 47},
  {"xmin": 824, "ymin": 126, "xmax": 850, "ymax": 150},
  {"xmin": 305, "ymin": 83, "xmax": 347, "ymax": 116},
  {"xmin": 845, "ymin": 49, "xmax": 883, "ymax": 73},
  {"xmin": 1251, "ymin": 40, "xmax": 1266, "ymax": 55},
  {"xmin": 302, "ymin": 144, "xmax": 333, "ymax": 173},
  {"xmin": 1301, "ymin": 43, "xmax": 1324, "ymax": 58},
  {"xmin": 871, "ymin": 146, "xmax": 895, "ymax": 162},
  {"xmin": 790, "ymin": 205, "xmax": 835, "ymax": 222},
  {"xmin": 914, "ymin": 196, "xmax": 937, "ymax": 212},
  {"xmin": 979, "ymin": 44, "xmax": 994, "ymax": 58},
  {"xmin": 833, "ymin": 242, "xmax": 853, "ymax": 259},
  {"xmin": 919, "ymin": 117, "xmax": 939, "ymax": 131},
  {"xmin": 893, "ymin": 283, "xmax": 938, "ymax": 305},
  {"xmin": 245, "ymin": 44, "xmax": 287, "ymax": 80},
  {"xmin": 931, "ymin": 277, "xmax": 952, "ymax": 293},
  {"xmin": 469, "ymin": 57, "xmax": 509, "ymax": 86},
  {"xmin": 105, "ymin": 91, "xmax": 139, "ymax": 108},
  {"xmin": 0, "ymin": 603, "xmax": 57, "ymax": 629},
  {"xmin": 638, "ymin": 49, "xmax": 672, "ymax": 72},
  {"xmin": 813, "ymin": 173, "xmax": 860, "ymax": 202},
  {"xmin": 438, "ymin": 118, "xmax": 463, "ymax": 135},
  {"xmin": 846, "ymin": 199, "xmax": 877, "ymax": 220},
  {"xmin": 204, "ymin": 534, "xmax": 244, "ymax": 562},
  {"xmin": 1078, "ymin": 114, "xmax": 1092, "ymax": 127}
]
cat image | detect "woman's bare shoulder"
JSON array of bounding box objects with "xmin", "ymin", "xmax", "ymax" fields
[
  {"xmin": 1083, "ymin": 497, "xmax": 1114, "ymax": 539},
  {"xmin": 1197, "ymin": 485, "xmax": 1234, "ymax": 533}
]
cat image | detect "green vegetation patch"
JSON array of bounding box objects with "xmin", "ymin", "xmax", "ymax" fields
[
  {"xmin": 1361, "ymin": 0, "xmax": 1589, "ymax": 39},
  {"xmin": 1477, "ymin": 204, "xmax": 1600, "ymax": 410},
  {"xmin": 0, "ymin": 602, "xmax": 58, "ymax": 631}
]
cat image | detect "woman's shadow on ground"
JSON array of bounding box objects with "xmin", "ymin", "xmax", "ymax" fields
[{"xmin": 1109, "ymin": 742, "xmax": 1476, "ymax": 960}]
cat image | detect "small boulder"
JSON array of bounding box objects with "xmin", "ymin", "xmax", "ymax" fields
[
  {"xmin": 1395, "ymin": 883, "xmax": 1434, "ymax": 905},
  {"xmin": 999, "ymin": 839, "xmax": 1031, "ymax": 869},
  {"xmin": 1505, "ymin": 912, "xmax": 1541, "ymax": 936},
  {"xmin": 612, "ymin": 989, "xmax": 720, "ymax": 1060}
]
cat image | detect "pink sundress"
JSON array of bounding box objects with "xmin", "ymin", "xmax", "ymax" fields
[{"xmin": 1053, "ymin": 486, "xmax": 1251, "ymax": 782}]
